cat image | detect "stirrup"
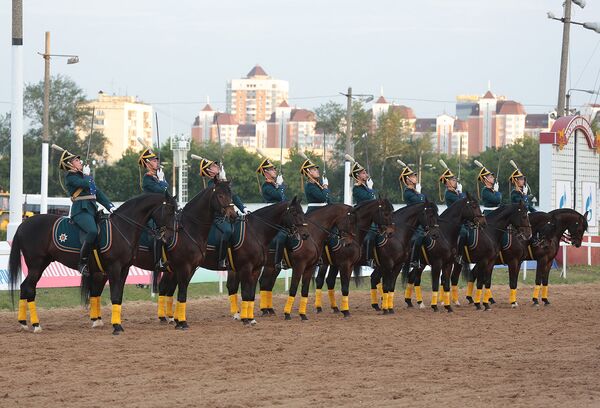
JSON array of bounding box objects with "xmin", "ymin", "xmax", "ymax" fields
[
  {"xmin": 218, "ymin": 258, "xmax": 227, "ymax": 269},
  {"xmin": 78, "ymin": 263, "xmax": 90, "ymax": 278},
  {"xmin": 366, "ymin": 259, "xmax": 375, "ymax": 268},
  {"xmin": 455, "ymin": 255, "xmax": 463, "ymax": 264}
]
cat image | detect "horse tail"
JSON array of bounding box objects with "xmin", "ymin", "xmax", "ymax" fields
[
  {"xmin": 461, "ymin": 262, "xmax": 472, "ymax": 282},
  {"xmin": 400, "ymin": 262, "xmax": 410, "ymax": 287},
  {"xmin": 8, "ymin": 231, "xmax": 22, "ymax": 308},
  {"xmin": 79, "ymin": 272, "xmax": 91, "ymax": 306},
  {"xmin": 352, "ymin": 264, "xmax": 362, "ymax": 287},
  {"xmin": 152, "ymin": 270, "xmax": 161, "ymax": 294}
]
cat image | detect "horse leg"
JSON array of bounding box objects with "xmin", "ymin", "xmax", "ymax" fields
[
  {"xmin": 158, "ymin": 271, "xmax": 177, "ymax": 323},
  {"xmin": 283, "ymin": 262, "xmax": 303, "ymax": 321},
  {"xmin": 18, "ymin": 257, "xmax": 50, "ymax": 332},
  {"xmin": 298, "ymin": 263, "xmax": 313, "ymax": 321},
  {"xmin": 541, "ymin": 260, "xmax": 552, "ymax": 306},
  {"xmin": 89, "ymin": 275, "xmax": 108, "ymax": 328},
  {"xmin": 531, "ymin": 259, "xmax": 544, "ymax": 306},
  {"xmin": 339, "ymin": 263, "xmax": 352, "ymax": 318},
  {"xmin": 174, "ymin": 270, "xmax": 193, "ymax": 330},
  {"xmin": 430, "ymin": 264, "xmax": 441, "ymax": 312},
  {"xmin": 414, "ymin": 266, "xmax": 425, "ymax": 309},
  {"xmin": 108, "ymin": 267, "xmax": 127, "ymax": 335},
  {"xmin": 466, "ymin": 262, "xmax": 478, "ymax": 305},
  {"xmin": 314, "ymin": 264, "xmax": 327, "ymax": 313},
  {"xmin": 326, "ymin": 265, "xmax": 340, "ymax": 313},
  {"xmin": 259, "ymin": 264, "xmax": 275, "ymax": 316},
  {"xmin": 450, "ymin": 262, "xmax": 461, "ymax": 306},
  {"xmin": 442, "ymin": 263, "xmax": 453, "ymax": 312},
  {"xmin": 238, "ymin": 266, "xmax": 258, "ymax": 326},
  {"xmin": 226, "ymin": 267, "xmax": 241, "ymax": 319},
  {"xmin": 370, "ymin": 267, "xmax": 382, "ymax": 311},
  {"xmin": 482, "ymin": 262, "xmax": 494, "ymax": 311},
  {"xmin": 508, "ymin": 260, "xmax": 520, "ymax": 308},
  {"xmin": 404, "ymin": 264, "xmax": 415, "ymax": 308}
]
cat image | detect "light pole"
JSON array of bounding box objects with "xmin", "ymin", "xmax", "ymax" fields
[
  {"xmin": 547, "ymin": 0, "xmax": 600, "ymax": 117},
  {"xmin": 565, "ymin": 88, "xmax": 600, "ymax": 115},
  {"xmin": 39, "ymin": 31, "xmax": 79, "ymax": 214}
]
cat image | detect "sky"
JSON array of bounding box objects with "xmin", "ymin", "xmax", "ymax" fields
[{"xmin": 1, "ymin": 0, "xmax": 600, "ymax": 137}]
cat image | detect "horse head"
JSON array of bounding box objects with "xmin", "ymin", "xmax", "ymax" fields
[
  {"xmin": 282, "ymin": 196, "xmax": 308, "ymax": 239},
  {"xmin": 564, "ymin": 210, "xmax": 588, "ymax": 248},
  {"xmin": 419, "ymin": 199, "xmax": 440, "ymax": 239},
  {"xmin": 211, "ymin": 177, "xmax": 237, "ymax": 221},
  {"xmin": 148, "ymin": 191, "xmax": 179, "ymax": 244},
  {"xmin": 510, "ymin": 201, "xmax": 532, "ymax": 240},
  {"xmin": 464, "ymin": 192, "xmax": 486, "ymax": 226}
]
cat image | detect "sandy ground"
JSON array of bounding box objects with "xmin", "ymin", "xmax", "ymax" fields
[{"xmin": 1, "ymin": 284, "xmax": 599, "ymax": 408}]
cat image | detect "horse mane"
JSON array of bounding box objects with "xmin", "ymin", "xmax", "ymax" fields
[
  {"xmin": 252, "ymin": 201, "xmax": 286, "ymax": 217},
  {"xmin": 116, "ymin": 193, "xmax": 162, "ymax": 213},
  {"xmin": 549, "ymin": 208, "xmax": 588, "ymax": 231},
  {"xmin": 183, "ymin": 186, "xmax": 212, "ymax": 211},
  {"xmin": 485, "ymin": 204, "xmax": 514, "ymax": 220}
]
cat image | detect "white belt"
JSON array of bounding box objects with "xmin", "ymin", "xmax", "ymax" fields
[
  {"xmin": 308, "ymin": 202, "xmax": 328, "ymax": 207},
  {"xmin": 482, "ymin": 206, "xmax": 497, "ymax": 211}
]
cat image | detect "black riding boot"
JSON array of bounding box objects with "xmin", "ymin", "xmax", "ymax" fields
[
  {"xmin": 455, "ymin": 235, "xmax": 466, "ymax": 264},
  {"xmin": 364, "ymin": 238, "xmax": 374, "ymax": 268},
  {"xmin": 274, "ymin": 243, "xmax": 285, "ymax": 272},
  {"xmin": 78, "ymin": 241, "xmax": 93, "ymax": 278},
  {"xmin": 409, "ymin": 243, "xmax": 420, "ymax": 269},
  {"xmin": 154, "ymin": 239, "xmax": 168, "ymax": 273},
  {"xmin": 217, "ymin": 239, "xmax": 228, "ymax": 270}
]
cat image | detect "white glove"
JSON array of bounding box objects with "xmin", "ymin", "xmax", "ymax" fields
[
  {"xmin": 322, "ymin": 176, "xmax": 329, "ymax": 187},
  {"xmin": 218, "ymin": 165, "xmax": 227, "ymax": 181},
  {"xmin": 276, "ymin": 174, "xmax": 284, "ymax": 187},
  {"xmin": 243, "ymin": 208, "xmax": 251, "ymax": 215},
  {"xmin": 157, "ymin": 168, "xmax": 165, "ymax": 182},
  {"xmin": 456, "ymin": 182, "xmax": 463, "ymax": 193},
  {"xmin": 82, "ymin": 164, "xmax": 91, "ymax": 176},
  {"xmin": 415, "ymin": 183, "xmax": 422, "ymax": 194},
  {"xmin": 523, "ymin": 185, "xmax": 528, "ymax": 195},
  {"xmin": 109, "ymin": 206, "xmax": 115, "ymax": 214},
  {"xmin": 366, "ymin": 178, "xmax": 374, "ymax": 189},
  {"xmin": 493, "ymin": 182, "xmax": 499, "ymax": 192}
]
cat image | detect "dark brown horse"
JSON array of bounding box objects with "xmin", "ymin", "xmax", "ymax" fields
[
  {"xmin": 8, "ymin": 192, "xmax": 177, "ymax": 333},
  {"xmin": 403, "ymin": 194, "xmax": 485, "ymax": 312},
  {"xmin": 313, "ymin": 198, "xmax": 395, "ymax": 317},
  {"xmin": 89, "ymin": 179, "xmax": 236, "ymax": 330},
  {"xmin": 495, "ymin": 208, "xmax": 588, "ymax": 307}
]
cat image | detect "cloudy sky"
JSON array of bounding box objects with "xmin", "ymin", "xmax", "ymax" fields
[{"xmin": 1, "ymin": 0, "xmax": 600, "ymax": 136}]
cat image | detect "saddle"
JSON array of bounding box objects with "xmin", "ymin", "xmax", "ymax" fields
[{"xmin": 52, "ymin": 215, "xmax": 112, "ymax": 254}]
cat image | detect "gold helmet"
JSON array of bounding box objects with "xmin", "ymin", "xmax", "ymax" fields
[
  {"xmin": 439, "ymin": 168, "xmax": 456, "ymax": 184},
  {"xmin": 256, "ymin": 158, "xmax": 276, "ymax": 175},
  {"xmin": 477, "ymin": 166, "xmax": 494, "ymax": 183},
  {"xmin": 59, "ymin": 150, "xmax": 80, "ymax": 171},
  {"xmin": 300, "ymin": 158, "xmax": 318, "ymax": 176},
  {"xmin": 138, "ymin": 147, "xmax": 158, "ymax": 167},
  {"xmin": 399, "ymin": 165, "xmax": 416, "ymax": 185},
  {"xmin": 199, "ymin": 157, "xmax": 218, "ymax": 177},
  {"xmin": 509, "ymin": 169, "xmax": 525, "ymax": 185},
  {"xmin": 350, "ymin": 162, "xmax": 366, "ymax": 180}
]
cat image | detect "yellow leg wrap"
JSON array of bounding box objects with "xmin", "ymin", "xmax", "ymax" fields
[
  {"xmin": 370, "ymin": 289, "xmax": 378, "ymax": 304},
  {"xmin": 382, "ymin": 292, "xmax": 389, "ymax": 309},
  {"xmin": 267, "ymin": 291, "xmax": 273, "ymax": 309},
  {"xmin": 404, "ymin": 283, "xmax": 414, "ymax": 299},
  {"xmin": 431, "ymin": 292, "xmax": 438, "ymax": 306},
  {"xmin": 474, "ymin": 289, "xmax": 482, "ymax": 303},
  {"xmin": 174, "ymin": 302, "xmax": 181, "ymax": 321},
  {"xmin": 95, "ymin": 297, "xmax": 102, "ymax": 319},
  {"xmin": 90, "ymin": 297, "xmax": 99, "ymax": 320},
  {"xmin": 328, "ymin": 289, "xmax": 337, "ymax": 308},
  {"xmin": 387, "ymin": 292, "xmax": 394, "ymax": 309},
  {"xmin": 165, "ymin": 296, "xmax": 174, "ymax": 318},
  {"xmin": 314, "ymin": 289, "xmax": 322, "ymax": 308},
  {"xmin": 157, "ymin": 295, "xmax": 166, "ymax": 318},
  {"xmin": 299, "ymin": 297, "xmax": 308, "ymax": 315},
  {"xmin": 18, "ymin": 299, "xmax": 27, "ymax": 322},
  {"xmin": 28, "ymin": 301, "xmax": 39, "ymax": 325},
  {"xmin": 483, "ymin": 289, "xmax": 492, "ymax": 303},
  {"xmin": 229, "ymin": 294, "xmax": 239, "ymax": 315},
  {"xmin": 240, "ymin": 301, "xmax": 249, "ymax": 320},
  {"xmin": 284, "ymin": 296, "xmax": 295, "ymax": 314},
  {"xmin": 376, "ymin": 282, "xmax": 383, "ymax": 298},
  {"xmin": 439, "ymin": 287, "xmax": 445, "ymax": 305},
  {"xmin": 111, "ymin": 304, "xmax": 122, "ymax": 325},
  {"xmin": 451, "ymin": 285, "xmax": 459, "ymax": 303},
  {"xmin": 415, "ymin": 286, "xmax": 423, "ymax": 303},
  {"xmin": 466, "ymin": 281, "xmax": 474, "ymax": 297},
  {"xmin": 444, "ymin": 292, "xmax": 450, "ymax": 306},
  {"xmin": 178, "ymin": 302, "xmax": 187, "ymax": 322},
  {"xmin": 341, "ymin": 295, "xmax": 349, "ymax": 312},
  {"xmin": 509, "ymin": 289, "xmax": 517, "ymax": 303},
  {"xmin": 247, "ymin": 301, "xmax": 254, "ymax": 319},
  {"xmin": 259, "ymin": 291, "xmax": 268, "ymax": 310},
  {"xmin": 541, "ymin": 285, "xmax": 549, "ymax": 299},
  {"xmin": 532, "ymin": 285, "xmax": 541, "ymax": 299},
  {"xmin": 489, "ymin": 289, "xmax": 494, "ymax": 299}
]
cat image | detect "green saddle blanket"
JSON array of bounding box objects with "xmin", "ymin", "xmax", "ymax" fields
[
  {"xmin": 52, "ymin": 217, "xmax": 112, "ymax": 254},
  {"xmin": 208, "ymin": 218, "xmax": 246, "ymax": 252}
]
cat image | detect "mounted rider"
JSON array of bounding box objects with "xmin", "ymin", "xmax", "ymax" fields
[
  {"xmin": 400, "ymin": 161, "xmax": 427, "ymax": 268},
  {"xmin": 199, "ymin": 156, "xmax": 248, "ymax": 269},
  {"xmin": 509, "ymin": 166, "xmax": 536, "ymax": 213},
  {"xmin": 477, "ymin": 161, "xmax": 502, "ymax": 215},
  {"xmin": 301, "ymin": 157, "xmax": 330, "ymax": 214},
  {"xmin": 138, "ymin": 147, "xmax": 170, "ymax": 274},
  {"xmin": 440, "ymin": 163, "xmax": 468, "ymax": 263},
  {"xmin": 60, "ymin": 149, "xmax": 115, "ymax": 277},
  {"xmin": 351, "ymin": 160, "xmax": 377, "ymax": 267}
]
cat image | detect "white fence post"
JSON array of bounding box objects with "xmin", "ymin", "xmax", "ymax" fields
[
  {"xmin": 522, "ymin": 261, "xmax": 527, "ymax": 281},
  {"xmin": 561, "ymin": 244, "xmax": 567, "ymax": 279},
  {"xmin": 588, "ymin": 235, "xmax": 592, "ymax": 266}
]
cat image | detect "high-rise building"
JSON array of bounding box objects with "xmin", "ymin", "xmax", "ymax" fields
[
  {"xmin": 81, "ymin": 91, "xmax": 153, "ymax": 163},
  {"xmin": 226, "ymin": 65, "xmax": 289, "ymax": 125}
]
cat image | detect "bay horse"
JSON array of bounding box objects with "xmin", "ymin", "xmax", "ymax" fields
[
  {"xmin": 496, "ymin": 208, "xmax": 587, "ymax": 307},
  {"xmin": 453, "ymin": 201, "xmax": 532, "ymax": 310},
  {"xmin": 368, "ymin": 200, "xmax": 439, "ymax": 314},
  {"xmin": 8, "ymin": 192, "xmax": 177, "ymax": 333},
  {"xmin": 89, "ymin": 179, "xmax": 236, "ymax": 330},
  {"xmin": 313, "ymin": 198, "xmax": 395, "ymax": 317},
  {"xmin": 403, "ymin": 194, "xmax": 486, "ymax": 312},
  {"xmin": 158, "ymin": 197, "xmax": 306, "ymax": 325}
]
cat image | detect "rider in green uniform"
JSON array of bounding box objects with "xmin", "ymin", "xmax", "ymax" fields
[
  {"xmin": 199, "ymin": 156, "xmax": 248, "ymax": 269},
  {"xmin": 477, "ymin": 163, "xmax": 502, "ymax": 215},
  {"xmin": 509, "ymin": 168, "xmax": 536, "ymax": 213},
  {"xmin": 400, "ymin": 163, "xmax": 426, "ymax": 268},
  {"xmin": 60, "ymin": 150, "xmax": 114, "ymax": 277},
  {"xmin": 440, "ymin": 166, "xmax": 467, "ymax": 263},
  {"xmin": 351, "ymin": 160, "xmax": 377, "ymax": 267},
  {"xmin": 139, "ymin": 147, "xmax": 170, "ymax": 273},
  {"xmin": 301, "ymin": 158, "xmax": 330, "ymax": 214},
  {"xmin": 256, "ymin": 158, "xmax": 287, "ymax": 270}
]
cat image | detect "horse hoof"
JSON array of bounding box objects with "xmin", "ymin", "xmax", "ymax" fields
[
  {"xmin": 405, "ymin": 299, "xmax": 413, "ymax": 308},
  {"xmin": 466, "ymin": 296, "xmax": 474, "ymax": 304},
  {"xmin": 532, "ymin": 298, "xmax": 540, "ymax": 307},
  {"xmin": 511, "ymin": 302, "xmax": 519, "ymax": 308},
  {"xmin": 300, "ymin": 314, "xmax": 308, "ymax": 321},
  {"xmin": 316, "ymin": 307, "xmax": 323, "ymax": 314},
  {"xmin": 249, "ymin": 319, "xmax": 258, "ymax": 325},
  {"xmin": 341, "ymin": 310, "xmax": 350, "ymax": 318},
  {"xmin": 167, "ymin": 317, "xmax": 175, "ymax": 324},
  {"xmin": 175, "ymin": 321, "xmax": 189, "ymax": 330},
  {"xmin": 418, "ymin": 302, "xmax": 425, "ymax": 309},
  {"xmin": 371, "ymin": 304, "xmax": 381, "ymax": 311},
  {"xmin": 19, "ymin": 324, "xmax": 29, "ymax": 332},
  {"xmin": 542, "ymin": 298, "xmax": 550, "ymax": 306},
  {"xmin": 489, "ymin": 298, "xmax": 496, "ymax": 305},
  {"xmin": 33, "ymin": 324, "xmax": 42, "ymax": 333},
  {"xmin": 158, "ymin": 317, "xmax": 168, "ymax": 323},
  {"xmin": 431, "ymin": 305, "xmax": 438, "ymax": 312},
  {"xmin": 284, "ymin": 313, "xmax": 291, "ymax": 321},
  {"xmin": 92, "ymin": 319, "xmax": 104, "ymax": 328},
  {"xmin": 112, "ymin": 324, "xmax": 124, "ymax": 335},
  {"xmin": 387, "ymin": 308, "xmax": 395, "ymax": 314},
  {"xmin": 474, "ymin": 303, "xmax": 481, "ymax": 310},
  {"xmin": 232, "ymin": 312, "xmax": 241, "ymax": 321},
  {"xmin": 332, "ymin": 307, "xmax": 340, "ymax": 314},
  {"xmin": 444, "ymin": 305, "xmax": 453, "ymax": 313},
  {"xmin": 242, "ymin": 319, "xmax": 250, "ymax": 325},
  {"xmin": 483, "ymin": 303, "xmax": 491, "ymax": 311},
  {"xmin": 268, "ymin": 308, "xmax": 276, "ymax": 315},
  {"xmin": 453, "ymin": 301, "xmax": 461, "ymax": 306},
  {"xmin": 382, "ymin": 309, "xmax": 389, "ymax": 315},
  {"xmin": 261, "ymin": 309, "xmax": 270, "ymax": 317}
]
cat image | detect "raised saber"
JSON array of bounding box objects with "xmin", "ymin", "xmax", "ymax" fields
[
  {"xmin": 439, "ymin": 159, "xmax": 449, "ymax": 170},
  {"xmin": 85, "ymin": 107, "xmax": 95, "ymax": 163},
  {"xmin": 155, "ymin": 112, "xmax": 161, "ymax": 164},
  {"xmin": 51, "ymin": 143, "xmax": 65, "ymax": 152}
]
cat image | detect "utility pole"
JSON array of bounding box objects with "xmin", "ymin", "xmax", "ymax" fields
[
  {"xmin": 8, "ymin": 0, "xmax": 24, "ymax": 240},
  {"xmin": 344, "ymin": 87, "xmax": 353, "ymax": 205},
  {"xmin": 556, "ymin": 0, "xmax": 572, "ymax": 117},
  {"xmin": 40, "ymin": 32, "xmax": 51, "ymax": 214}
]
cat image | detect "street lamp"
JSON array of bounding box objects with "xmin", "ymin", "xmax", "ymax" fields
[
  {"xmin": 566, "ymin": 88, "xmax": 600, "ymax": 115},
  {"xmin": 547, "ymin": 0, "xmax": 599, "ymax": 117},
  {"xmin": 38, "ymin": 31, "xmax": 79, "ymax": 214}
]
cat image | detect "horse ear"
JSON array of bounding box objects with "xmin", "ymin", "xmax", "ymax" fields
[
  {"xmin": 297, "ymin": 197, "xmax": 303, "ymax": 204},
  {"xmin": 584, "ymin": 210, "xmax": 589, "ymax": 218},
  {"xmin": 291, "ymin": 195, "xmax": 297, "ymax": 205}
]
